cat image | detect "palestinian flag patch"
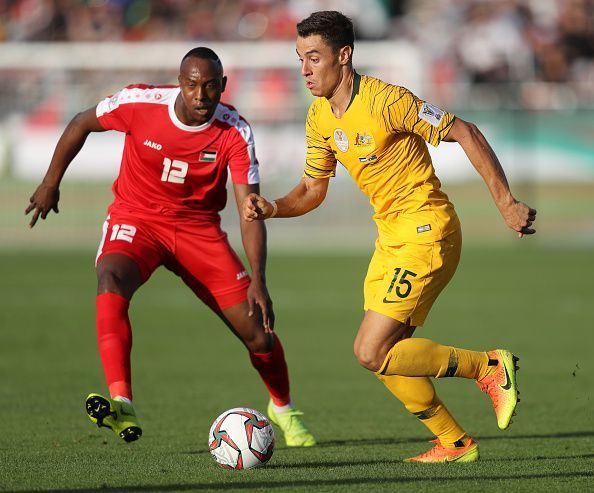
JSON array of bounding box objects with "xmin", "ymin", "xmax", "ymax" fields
[{"xmin": 199, "ymin": 150, "xmax": 217, "ymax": 162}]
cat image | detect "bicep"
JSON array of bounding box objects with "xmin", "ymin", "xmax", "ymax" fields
[
  {"xmin": 72, "ymin": 107, "xmax": 106, "ymax": 133},
  {"xmin": 301, "ymin": 176, "xmax": 329, "ymax": 205}
]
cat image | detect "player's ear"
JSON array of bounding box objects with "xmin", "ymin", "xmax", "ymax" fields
[
  {"xmin": 221, "ymin": 75, "xmax": 227, "ymax": 93},
  {"xmin": 177, "ymin": 74, "xmax": 182, "ymax": 85},
  {"xmin": 339, "ymin": 45, "xmax": 352, "ymax": 66}
]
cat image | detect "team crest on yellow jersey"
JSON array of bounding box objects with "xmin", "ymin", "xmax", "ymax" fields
[
  {"xmin": 354, "ymin": 132, "xmax": 374, "ymax": 147},
  {"xmin": 333, "ymin": 128, "xmax": 349, "ymax": 152}
]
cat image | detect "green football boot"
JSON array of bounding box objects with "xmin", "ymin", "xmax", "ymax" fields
[
  {"xmin": 85, "ymin": 393, "xmax": 142, "ymax": 443},
  {"xmin": 267, "ymin": 400, "xmax": 316, "ymax": 447},
  {"xmin": 476, "ymin": 349, "xmax": 520, "ymax": 430}
]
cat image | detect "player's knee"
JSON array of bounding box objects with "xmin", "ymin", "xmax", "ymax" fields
[
  {"xmin": 96, "ymin": 255, "xmax": 141, "ymax": 299},
  {"xmin": 96, "ymin": 268, "xmax": 139, "ymax": 299},
  {"xmin": 354, "ymin": 344, "xmax": 384, "ymax": 372},
  {"xmin": 243, "ymin": 330, "xmax": 272, "ymax": 353}
]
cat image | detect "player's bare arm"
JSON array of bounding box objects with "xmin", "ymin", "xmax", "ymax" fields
[
  {"xmin": 242, "ymin": 176, "xmax": 329, "ymax": 222},
  {"xmin": 444, "ymin": 117, "xmax": 537, "ymax": 237},
  {"xmin": 234, "ymin": 182, "xmax": 275, "ymax": 331},
  {"xmin": 25, "ymin": 107, "xmax": 105, "ymax": 228}
]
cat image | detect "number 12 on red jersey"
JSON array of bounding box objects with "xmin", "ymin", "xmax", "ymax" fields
[{"xmin": 161, "ymin": 158, "xmax": 188, "ymax": 184}]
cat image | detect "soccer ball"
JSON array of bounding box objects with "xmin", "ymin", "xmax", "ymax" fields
[{"xmin": 208, "ymin": 407, "xmax": 275, "ymax": 469}]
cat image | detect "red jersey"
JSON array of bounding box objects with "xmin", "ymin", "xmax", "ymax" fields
[{"xmin": 96, "ymin": 84, "xmax": 260, "ymax": 219}]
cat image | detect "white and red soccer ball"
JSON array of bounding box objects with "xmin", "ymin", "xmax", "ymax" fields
[{"xmin": 208, "ymin": 407, "xmax": 275, "ymax": 469}]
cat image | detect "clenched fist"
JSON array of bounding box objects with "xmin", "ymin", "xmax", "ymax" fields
[{"xmin": 242, "ymin": 193, "xmax": 276, "ymax": 222}]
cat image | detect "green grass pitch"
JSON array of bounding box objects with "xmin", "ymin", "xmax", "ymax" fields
[{"xmin": 0, "ymin": 247, "xmax": 593, "ymax": 492}]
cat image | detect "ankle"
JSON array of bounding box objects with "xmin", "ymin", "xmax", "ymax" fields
[
  {"xmin": 456, "ymin": 435, "xmax": 474, "ymax": 447},
  {"xmin": 113, "ymin": 395, "xmax": 133, "ymax": 405},
  {"xmin": 477, "ymin": 354, "xmax": 498, "ymax": 381},
  {"xmin": 443, "ymin": 434, "xmax": 472, "ymax": 449},
  {"xmin": 272, "ymin": 401, "xmax": 294, "ymax": 414}
]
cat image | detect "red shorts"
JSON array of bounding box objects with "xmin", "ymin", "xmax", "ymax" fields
[{"xmin": 95, "ymin": 207, "xmax": 250, "ymax": 310}]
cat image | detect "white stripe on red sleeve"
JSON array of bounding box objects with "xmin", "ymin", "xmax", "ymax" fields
[{"xmin": 218, "ymin": 104, "xmax": 260, "ymax": 185}]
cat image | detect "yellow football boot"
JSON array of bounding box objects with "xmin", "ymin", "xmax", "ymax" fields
[
  {"xmin": 85, "ymin": 393, "xmax": 142, "ymax": 443},
  {"xmin": 266, "ymin": 400, "xmax": 316, "ymax": 447}
]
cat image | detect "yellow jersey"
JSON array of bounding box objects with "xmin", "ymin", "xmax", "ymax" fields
[{"xmin": 304, "ymin": 73, "xmax": 460, "ymax": 244}]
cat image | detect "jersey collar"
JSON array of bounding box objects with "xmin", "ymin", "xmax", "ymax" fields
[
  {"xmin": 345, "ymin": 71, "xmax": 361, "ymax": 113},
  {"xmin": 168, "ymin": 87, "xmax": 216, "ymax": 132}
]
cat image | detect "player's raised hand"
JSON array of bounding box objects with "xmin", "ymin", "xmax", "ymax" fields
[
  {"xmin": 502, "ymin": 200, "xmax": 537, "ymax": 238},
  {"xmin": 25, "ymin": 183, "xmax": 60, "ymax": 228},
  {"xmin": 242, "ymin": 193, "xmax": 274, "ymax": 221},
  {"xmin": 247, "ymin": 279, "xmax": 275, "ymax": 332}
]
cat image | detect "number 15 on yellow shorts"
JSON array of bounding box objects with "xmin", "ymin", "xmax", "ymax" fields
[{"xmin": 363, "ymin": 229, "xmax": 461, "ymax": 327}]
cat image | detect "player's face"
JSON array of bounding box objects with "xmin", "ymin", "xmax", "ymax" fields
[
  {"xmin": 177, "ymin": 57, "xmax": 227, "ymax": 126},
  {"xmin": 297, "ymin": 34, "xmax": 348, "ymax": 98}
]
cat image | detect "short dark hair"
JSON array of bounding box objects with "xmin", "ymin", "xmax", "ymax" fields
[
  {"xmin": 296, "ymin": 11, "xmax": 355, "ymax": 53},
  {"xmin": 181, "ymin": 46, "xmax": 223, "ymax": 71}
]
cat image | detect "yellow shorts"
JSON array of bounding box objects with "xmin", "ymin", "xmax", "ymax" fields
[{"xmin": 363, "ymin": 228, "xmax": 462, "ymax": 326}]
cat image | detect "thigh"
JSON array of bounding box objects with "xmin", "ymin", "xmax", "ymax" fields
[
  {"xmin": 96, "ymin": 211, "xmax": 166, "ymax": 283},
  {"xmin": 364, "ymin": 229, "xmax": 461, "ymax": 327},
  {"xmin": 96, "ymin": 253, "xmax": 144, "ymax": 299},
  {"xmin": 169, "ymin": 222, "xmax": 251, "ymax": 312}
]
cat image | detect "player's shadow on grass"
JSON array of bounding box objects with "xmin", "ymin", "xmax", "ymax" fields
[
  {"xmin": 31, "ymin": 471, "xmax": 594, "ymax": 493},
  {"xmin": 483, "ymin": 453, "xmax": 594, "ymax": 462},
  {"xmin": 182, "ymin": 430, "xmax": 594, "ymax": 456},
  {"xmin": 180, "ymin": 452, "xmax": 594, "ymax": 469},
  {"xmin": 264, "ymin": 454, "xmax": 594, "ymax": 469},
  {"xmin": 314, "ymin": 430, "xmax": 594, "ymax": 449}
]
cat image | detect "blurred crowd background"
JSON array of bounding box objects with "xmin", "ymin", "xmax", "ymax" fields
[
  {"xmin": 0, "ymin": 0, "xmax": 594, "ymax": 83},
  {"xmin": 2, "ymin": 0, "xmax": 594, "ymax": 86},
  {"xmin": 1, "ymin": 0, "xmax": 594, "ymax": 117},
  {"xmin": 1, "ymin": 0, "xmax": 593, "ymax": 249}
]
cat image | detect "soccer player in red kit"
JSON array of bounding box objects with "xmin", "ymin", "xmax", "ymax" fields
[{"xmin": 25, "ymin": 47, "xmax": 316, "ymax": 447}]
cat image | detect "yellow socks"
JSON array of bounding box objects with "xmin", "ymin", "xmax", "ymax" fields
[
  {"xmin": 377, "ymin": 338, "xmax": 495, "ymax": 381},
  {"xmin": 374, "ymin": 337, "xmax": 498, "ymax": 448},
  {"xmin": 376, "ymin": 374, "xmax": 466, "ymax": 447}
]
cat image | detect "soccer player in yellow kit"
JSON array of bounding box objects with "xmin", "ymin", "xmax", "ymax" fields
[{"xmin": 243, "ymin": 11, "xmax": 537, "ymax": 463}]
